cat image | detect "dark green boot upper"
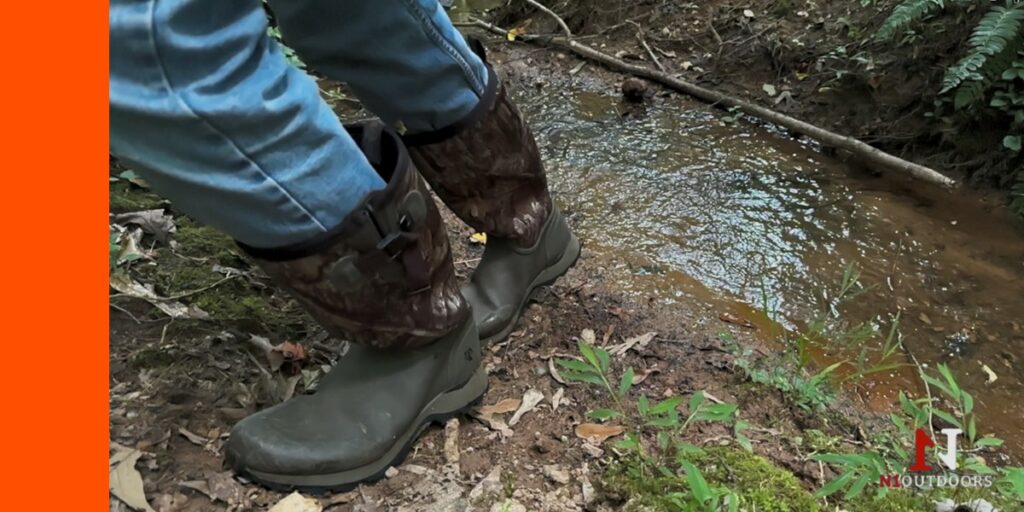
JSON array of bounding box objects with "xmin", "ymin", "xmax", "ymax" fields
[
  {"xmin": 225, "ymin": 318, "xmax": 484, "ymax": 490},
  {"xmin": 462, "ymin": 205, "xmax": 579, "ymax": 343},
  {"xmin": 229, "ymin": 123, "xmax": 485, "ymax": 491}
]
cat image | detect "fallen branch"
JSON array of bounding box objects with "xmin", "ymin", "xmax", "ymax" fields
[{"xmin": 467, "ymin": 14, "xmax": 957, "ymax": 188}]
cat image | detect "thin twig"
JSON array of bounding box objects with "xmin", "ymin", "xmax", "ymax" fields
[
  {"xmin": 109, "ymin": 303, "xmax": 141, "ymax": 324},
  {"xmin": 524, "ymin": 0, "xmax": 573, "ymax": 39},
  {"xmin": 632, "ymin": 27, "xmax": 665, "ymax": 72}
]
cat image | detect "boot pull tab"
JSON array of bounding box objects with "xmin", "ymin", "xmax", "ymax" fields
[
  {"xmin": 467, "ymin": 37, "xmax": 488, "ymax": 64},
  {"xmin": 358, "ymin": 122, "xmax": 386, "ymax": 168}
]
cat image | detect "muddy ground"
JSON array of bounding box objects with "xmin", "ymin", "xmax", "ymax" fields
[{"xmin": 109, "ymin": 20, "xmax": 1019, "ymax": 512}]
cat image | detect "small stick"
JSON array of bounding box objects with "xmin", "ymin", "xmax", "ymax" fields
[
  {"xmin": 524, "ymin": 0, "xmax": 572, "ymax": 39},
  {"xmin": 634, "ymin": 29, "xmax": 665, "ymax": 72}
]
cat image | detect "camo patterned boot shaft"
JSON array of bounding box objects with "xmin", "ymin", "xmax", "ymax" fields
[
  {"xmin": 403, "ymin": 64, "xmax": 553, "ymax": 248},
  {"xmin": 240, "ymin": 123, "xmax": 468, "ymax": 349},
  {"xmin": 403, "ymin": 44, "xmax": 581, "ymax": 345}
]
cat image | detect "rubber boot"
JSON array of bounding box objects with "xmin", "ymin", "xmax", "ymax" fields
[
  {"xmin": 403, "ymin": 44, "xmax": 581, "ymax": 345},
  {"xmin": 225, "ymin": 123, "xmax": 486, "ymax": 492}
]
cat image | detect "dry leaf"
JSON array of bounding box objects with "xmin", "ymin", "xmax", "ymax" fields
[
  {"xmin": 980, "ymin": 362, "xmax": 998, "ymax": 384},
  {"xmin": 479, "ymin": 398, "xmax": 521, "ymax": 415},
  {"xmin": 469, "ymin": 466, "xmax": 503, "ymax": 502},
  {"xmin": 509, "ymin": 389, "xmax": 544, "ymax": 426},
  {"xmin": 543, "ymin": 464, "xmax": 571, "ymax": 484},
  {"xmin": 632, "ymin": 366, "xmax": 660, "ymax": 385},
  {"xmin": 575, "ymin": 423, "xmax": 625, "ymax": 444},
  {"xmin": 471, "ymin": 410, "xmax": 514, "ymax": 437},
  {"xmin": 177, "ymin": 427, "xmax": 209, "ymax": 446},
  {"xmin": 268, "ymin": 492, "xmax": 322, "ymax": 512},
  {"xmin": 469, "ymin": 232, "xmax": 488, "ymax": 245},
  {"xmin": 272, "ymin": 341, "xmax": 310, "ymax": 376},
  {"xmin": 718, "ymin": 312, "xmax": 756, "ymax": 329},
  {"xmin": 112, "ymin": 209, "xmax": 177, "ymax": 244},
  {"xmin": 444, "ymin": 418, "xmax": 460, "ymax": 468},
  {"xmin": 110, "ymin": 273, "xmax": 209, "ymax": 319},
  {"xmin": 580, "ymin": 329, "xmax": 596, "ymax": 345},
  {"xmin": 551, "ymin": 387, "xmax": 565, "ymax": 412},
  {"xmin": 109, "ymin": 447, "xmax": 156, "ymax": 512},
  {"xmin": 581, "ymin": 442, "xmax": 605, "ymax": 458},
  {"xmin": 608, "ymin": 332, "xmax": 656, "ymax": 356},
  {"xmin": 548, "ymin": 358, "xmax": 567, "ymax": 384}
]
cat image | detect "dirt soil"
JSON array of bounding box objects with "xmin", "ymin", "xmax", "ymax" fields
[{"xmin": 109, "ymin": 36, "xmax": 1009, "ymax": 512}]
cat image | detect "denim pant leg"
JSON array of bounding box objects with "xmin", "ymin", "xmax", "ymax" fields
[
  {"xmin": 267, "ymin": 0, "xmax": 489, "ymax": 134},
  {"xmin": 109, "ymin": 0, "xmax": 385, "ymax": 248}
]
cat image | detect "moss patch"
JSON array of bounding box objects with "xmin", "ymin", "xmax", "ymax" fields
[
  {"xmin": 109, "ymin": 182, "xmax": 164, "ymax": 213},
  {"xmin": 173, "ymin": 218, "xmax": 245, "ymax": 266},
  {"xmin": 134, "ymin": 217, "xmax": 306, "ymax": 337},
  {"xmin": 600, "ymin": 446, "xmax": 819, "ymax": 511}
]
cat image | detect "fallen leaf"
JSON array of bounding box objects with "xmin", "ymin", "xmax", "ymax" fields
[
  {"xmin": 509, "ymin": 389, "xmax": 545, "ymax": 426},
  {"xmin": 762, "ymin": 83, "xmax": 777, "ymax": 96},
  {"xmin": 980, "ymin": 362, "xmax": 998, "ymax": 384},
  {"xmin": 471, "ymin": 409, "xmax": 514, "ymax": 437},
  {"xmin": 918, "ymin": 312, "xmax": 933, "ymax": 325},
  {"xmin": 608, "ymin": 332, "xmax": 656, "ymax": 356},
  {"xmin": 543, "ymin": 464, "xmax": 571, "ymax": 485},
  {"xmin": 479, "ymin": 398, "xmax": 521, "ymax": 416},
  {"xmin": 632, "ymin": 366, "xmax": 660, "ymax": 385},
  {"xmin": 205, "ymin": 471, "xmax": 247, "ymax": 506},
  {"xmin": 111, "ymin": 209, "xmax": 176, "ymax": 244},
  {"xmin": 110, "ymin": 273, "xmax": 209, "ymax": 319},
  {"xmin": 468, "ymin": 466, "xmax": 503, "ymax": 502},
  {"xmin": 272, "ymin": 341, "xmax": 310, "ymax": 376},
  {"xmin": 743, "ymin": 9, "xmax": 755, "ymax": 18},
  {"xmin": 400, "ymin": 464, "xmax": 429, "ymax": 475},
  {"xmin": 469, "ymin": 232, "xmax": 487, "ymax": 245},
  {"xmin": 268, "ymin": 492, "xmax": 322, "ymax": 512},
  {"xmin": 115, "ymin": 169, "xmax": 150, "ymax": 188},
  {"xmin": 177, "ymin": 427, "xmax": 209, "ymax": 446},
  {"xmin": 575, "ymin": 423, "xmax": 625, "ymax": 444},
  {"xmin": 718, "ymin": 312, "xmax": 756, "ymax": 329},
  {"xmin": 109, "ymin": 447, "xmax": 156, "ymax": 512},
  {"xmin": 548, "ymin": 358, "xmax": 567, "ymax": 384},
  {"xmin": 580, "ymin": 329, "xmax": 596, "ymax": 345},
  {"xmin": 581, "ymin": 442, "xmax": 605, "ymax": 458},
  {"xmin": 444, "ymin": 418, "xmax": 460, "ymax": 468},
  {"xmin": 551, "ymin": 387, "xmax": 565, "ymax": 412}
]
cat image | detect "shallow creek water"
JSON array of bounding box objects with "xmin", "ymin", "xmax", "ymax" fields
[{"xmin": 514, "ymin": 86, "xmax": 1024, "ymax": 456}]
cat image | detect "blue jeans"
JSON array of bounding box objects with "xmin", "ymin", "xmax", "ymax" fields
[{"xmin": 109, "ymin": 0, "xmax": 488, "ymax": 248}]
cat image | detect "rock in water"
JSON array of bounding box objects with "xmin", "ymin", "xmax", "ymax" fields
[{"xmin": 621, "ymin": 78, "xmax": 647, "ymax": 103}]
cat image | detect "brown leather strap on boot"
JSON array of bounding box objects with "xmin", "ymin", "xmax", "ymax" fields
[
  {"xmin": 239, "ymin": 123, "xmax": 468, "ymax": 349},
  {"xmin": 403, "ymin": 61, "xmax": 553, "ymax": 248}
]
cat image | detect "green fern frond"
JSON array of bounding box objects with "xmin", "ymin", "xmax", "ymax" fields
[
  {"xmin": 876, "ymin": 0, "xmax": 974, "ymax": 41},
  {"xmin": 942, "ymin": 2, "xmax": 1024, "ymax": 94},
  {"xmin": 877, "ymin": 0, "xmax": 946, "ymax": 40}
]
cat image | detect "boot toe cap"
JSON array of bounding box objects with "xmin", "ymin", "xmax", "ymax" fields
[{"xmin": 225, "ymin": 399, "xmax": 384, "ymax": 477}]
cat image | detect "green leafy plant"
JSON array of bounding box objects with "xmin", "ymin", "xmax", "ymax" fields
[
  {"xmin": 813, "ymin": 364, "xmax": 1023, "ymax": 503},
  {"xmin": 875, "ymin": 0, "xmax": 1024, "ymax": 156},
  {"xmin": 557, "ymin": 340, "xmax": 744, "ymax": 510}
]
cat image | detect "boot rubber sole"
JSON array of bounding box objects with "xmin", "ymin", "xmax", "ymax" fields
[
  {"xmin": 480, "ymin": 231, "xmax": 582, "ymax": 346},
  {"xmin": 235, "ymin": 366, "xmax": 488, "ymax": 493}
]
